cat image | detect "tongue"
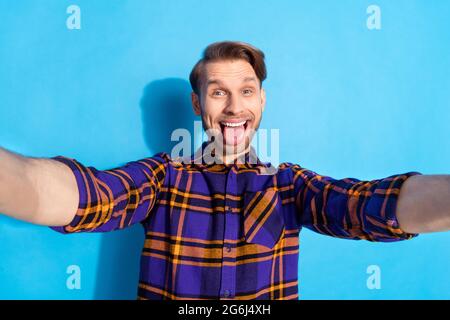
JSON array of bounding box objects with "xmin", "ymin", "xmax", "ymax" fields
[{"xmin": 223, "ymin": 125, "xmax": 245, "ymax": 145}]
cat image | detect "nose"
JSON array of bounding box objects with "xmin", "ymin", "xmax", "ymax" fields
[{"xmin": 223, "ymin": 93, "xmax": 244, "ymax": 116}]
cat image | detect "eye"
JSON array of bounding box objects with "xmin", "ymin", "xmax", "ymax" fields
[
  {"xmin": 242, "ymin": 88, "xmax": 253, "ymax": 96},
  {"xmin": 212, "ymin": 90, "xmax": 226, "ymax": 96}
]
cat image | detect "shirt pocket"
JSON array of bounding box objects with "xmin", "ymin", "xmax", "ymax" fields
[{"xmin": 242, "ymin": 189, "xmax": 285, "ymax": 249}]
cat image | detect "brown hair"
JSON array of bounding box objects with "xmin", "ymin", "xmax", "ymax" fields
[{"xmin": 189, "ymin": 41, "xmax": 267, "ymax": 95}]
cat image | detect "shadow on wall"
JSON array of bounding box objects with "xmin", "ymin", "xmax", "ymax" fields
[{"xmin": 94, "ymin": 78, "xmax": 197, "ymax": 299}]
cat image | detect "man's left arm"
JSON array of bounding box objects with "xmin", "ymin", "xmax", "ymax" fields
[{"xmin": 397, "ymin": 174, "xmax": 450, "ymax": 234}]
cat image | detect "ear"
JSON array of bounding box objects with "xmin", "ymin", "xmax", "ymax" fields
[
  {"xmin": 260, "ymin": 87, "xmax": 266, "ymax": 112},
  {"xmin": 191, "ymin": 92, "xmax": 201, "ymax": 116}
]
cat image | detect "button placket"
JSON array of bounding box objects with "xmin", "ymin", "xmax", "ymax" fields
[{"xmin": 219, "ymin": 168, "xmax": 238, "ymax": 299}]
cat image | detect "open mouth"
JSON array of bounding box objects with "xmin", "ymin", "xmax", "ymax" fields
[
  {"xmin": 218, "ymin": 119, "xmax": 249, "ymax": 145},
  {"xmin": 219, "ymin": 120, "xmax": 248, "ymax": 130}
]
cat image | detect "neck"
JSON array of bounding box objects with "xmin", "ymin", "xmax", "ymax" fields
[{"xmin": 210, "ymin": 142, "xmax": 253, "ymax": 165}]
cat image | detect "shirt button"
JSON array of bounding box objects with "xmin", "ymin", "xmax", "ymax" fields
[
  {"xmin": 224, "ymin": 205, "xmax": 230, "ymax": 212},
  {"xmin": 225, "ymin": 244, "xmax": 232, "ymax": 252},
  {"xmin": 223, "ymin": 290, "xmax": 230, "ymax": 298}
]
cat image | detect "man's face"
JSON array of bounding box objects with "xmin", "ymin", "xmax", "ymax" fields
[{"xmin": 191, "ymin": 59, "xmax": 266, "ymax": 153}]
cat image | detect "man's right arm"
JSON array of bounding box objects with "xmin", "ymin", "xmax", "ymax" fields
[{"xmin": 0, "ymin": 146, "xmax": 78, "ymax": 226}]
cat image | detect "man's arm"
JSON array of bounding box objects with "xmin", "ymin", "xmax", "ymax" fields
[
  {"xmin": 290, "ymin": 163, "xmax": 421, "ymax": 242},
  {"xmin": 397, "ymin": 174, "xmax": 450, "ymax": 234},
  {"xmin": 0, "ymin": 146, "xmax": 78, "ymax": 226}
]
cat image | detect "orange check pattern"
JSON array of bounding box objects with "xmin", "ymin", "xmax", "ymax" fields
[{"xmin": 49, "ymin": 145, "xmax": 421, "ymax": 299}]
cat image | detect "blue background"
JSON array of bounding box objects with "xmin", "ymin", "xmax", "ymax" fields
[{"xmin": 0, "ymin": 0, "xmax": 449, "ymax": 299}]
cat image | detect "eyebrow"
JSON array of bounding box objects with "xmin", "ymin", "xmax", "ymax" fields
[{"xmin": 206, "ymin": 77, "xmax": 257, "ymax": 87}]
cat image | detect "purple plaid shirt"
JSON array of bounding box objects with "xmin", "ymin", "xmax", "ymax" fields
[{"xmin": 49, "ymin": 143, "xmax": 421, "ymax": 299}]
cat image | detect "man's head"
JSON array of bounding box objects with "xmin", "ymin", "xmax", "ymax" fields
[{"xmin": 189, "ymin": 41, "xmax": 267, "ymax": 157}]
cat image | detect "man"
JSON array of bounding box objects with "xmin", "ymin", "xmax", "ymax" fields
[{"xmin": 0, "ymin": 41, "xmax": 449, "ymax": 300}]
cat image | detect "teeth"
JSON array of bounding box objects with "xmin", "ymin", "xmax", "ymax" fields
[{"xmin": 221, "ymin": 121, "xmax": 246, "ymax": 127}]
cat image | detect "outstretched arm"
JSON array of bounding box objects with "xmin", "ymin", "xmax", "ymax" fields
[
  {"xmin": 290, "ymin": 163, "xmax": 421, "ymax": 242},
  {"xmin": 0, "ymin": 146, "xmax": 78, "ymax": 226},
  {"xmin": 397, "ymin": 174, "xmax": 450, "ymax": 234},
  {"xmin": 1, "ymin": 146, "xmax": 168, "ymax": 233}
]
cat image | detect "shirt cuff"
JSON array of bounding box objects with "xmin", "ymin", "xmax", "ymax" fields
[
  {"xmin": 47, "ymin": 155, "xmax": 85, "ymax": 234},
  {"xmin": 366, "ymin": 171, "xmax": 422, "ymax": 241}
]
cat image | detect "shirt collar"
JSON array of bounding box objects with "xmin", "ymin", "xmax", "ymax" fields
[{"xmin": 175, "ymin": 141, "xmax": 271, "ymax": 172}]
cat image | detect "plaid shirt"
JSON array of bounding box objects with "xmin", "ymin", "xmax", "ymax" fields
[{"xmin": 49, "ymin": 143, "xmax": 421, "ymax": 300}]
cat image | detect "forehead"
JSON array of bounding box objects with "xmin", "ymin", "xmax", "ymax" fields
[{"xmin": 202, "ymin": 59, "xmax": 258, "ymax": 86}]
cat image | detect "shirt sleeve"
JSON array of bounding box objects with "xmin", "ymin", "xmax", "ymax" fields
[
  {"xmin": 48, "ymin": 154, "xmax": 167, "ymax": 234},
  {"xmin": 290, "ymin": 164, "xmax": 422, "ymax": 242}
]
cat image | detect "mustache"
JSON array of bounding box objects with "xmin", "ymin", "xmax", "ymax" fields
[{"xmin": 218, "ymin": 115, "xmax": 254, "ymax": 122}]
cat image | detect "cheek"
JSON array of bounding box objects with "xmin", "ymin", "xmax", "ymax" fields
[
  {"xmin": 203, "ymin": 100, "xmax": 223, "ymax": 118},
  {"xmin": 200, "ymin": 108, "xmax": 217, "ymax": 127},
  {"xmin": 246, "ymin": 98, "xmax": 263, "ymax": 116}
]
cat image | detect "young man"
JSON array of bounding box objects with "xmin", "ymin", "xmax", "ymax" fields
[{"xmin": 1, "ymin": 41, "xmax": 449, "ymax": 300}]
